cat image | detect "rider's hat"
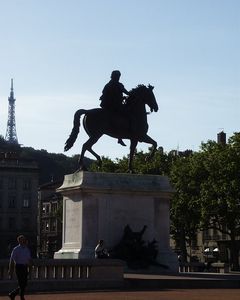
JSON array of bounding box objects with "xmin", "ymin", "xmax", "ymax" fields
[{"xmin": 111, "ymin": 70, "xmax": 121, "ymax": 80}]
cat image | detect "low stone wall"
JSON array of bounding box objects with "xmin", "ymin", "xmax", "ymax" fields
[
  {"xmin": 179, "ymin": 262, "xmax": 230, "ymax": 274},
  {"xmin": 179, "ymin": 262, "xmax": 206, "ymax": 273},
  {"xmin": 211, "ymin": 263, "xmax": 230, "ymax": 273},
  {"xmin": 0, "ymin": 258, "xmax": 125, "ymax": 294}
]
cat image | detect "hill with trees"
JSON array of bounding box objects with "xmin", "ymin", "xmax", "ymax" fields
[{"xmin": 0, "ymin": 135, "xmax": 92, "ymax": 184}]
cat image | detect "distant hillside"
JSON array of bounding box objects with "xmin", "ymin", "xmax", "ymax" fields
[{"xmin": 0, "ymin": 136, "xmax": 93, "ymax": 184}]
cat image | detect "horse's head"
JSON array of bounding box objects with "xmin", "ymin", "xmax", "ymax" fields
[
  {"xmin": 145, "ymin": 85, "xmax": 158, "ymax": 112},
  {"xmin": 129, "ymin": 84, "xmax": 158, "ymax": 112}
]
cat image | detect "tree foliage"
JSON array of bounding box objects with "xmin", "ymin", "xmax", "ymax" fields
[
  {"xmin": 0, "ymin": 136, "xmax": 93, "ymax": 184},
  {"xmin": 169, "ymin": 133, "xmax": 240, "ymax": 269},
  {"xmin": 198, "ymin": 134, "xmax": 240, "ymax": 269},
  {"xmin": 89, "ymin": 147, "xmax": 173, "ymax": 175},
  {"xmin": 169, "ymin": 152, "xmax": 205, "ymax": 261}
]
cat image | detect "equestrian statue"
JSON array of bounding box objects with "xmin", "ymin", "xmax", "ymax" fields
[{"xmin": 64, "ymin": 71, "xmax": 159, "ymax": 172}]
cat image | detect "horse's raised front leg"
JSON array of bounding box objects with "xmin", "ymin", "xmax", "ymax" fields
[
  {"xmin": 128, "ymin": 139, "xmax": 138, "ymax": 173},
  {"xmin": 141, "ymin": 135, "xmax": 157, "ymax": 161},
  {"xmin": 78, "ymin": 135, "xmax": 102, "ymax": 171}
]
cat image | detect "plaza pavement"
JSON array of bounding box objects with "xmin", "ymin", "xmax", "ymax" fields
[
  {"xmin": 1, "ymin": 273, "xmax": 240, "ymax": 300},
  {"xmin": 1, "ymin": 289, "xmax": 240, "ymax": 300}
]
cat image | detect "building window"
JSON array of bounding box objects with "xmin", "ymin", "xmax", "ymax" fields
[
  {"xmin": 8, "ymin": 195, "xmax": 16, "ymax": 208},
  {"xmin": 23, "ymin": 198, "xmax": 29, "ymax": 208},
  {"xmin": 46, "ymin": 221, "xmax": 50, "ymax": 231},
  {"xmin": 23, "ymin": 179, "xmax": 31, "ymax": 190},
  {"xmin": 42, "ymin": 220, "xmax": 50, "ymax": 232},
  {"xmin": 42, "ymin": 240, "xmax": 48, "ymax": 252},
  {"xmin": 8, "ymin": 177, "xmax": 17, "ymax": 190},
  {"xmin": 43, "ymin": 204, "xmax": 50, "ymax": 215},
  {"xmin": 22, "ymin": 195, "xmax": 31, "ymax": 208},
  {"xmin": 41, "ymin": 222, "xmax": 45, "ymax": 232},
  {"xmin": 51, "ymin": 220, "xmax": 57, "ymax": 232},
  {"xmin": 51, "ymin": 202, "xmax": 58, "ymax": 213}
]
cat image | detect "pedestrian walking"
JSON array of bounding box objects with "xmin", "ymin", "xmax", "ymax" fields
[{"xmin": 8, "ymin": 235, "xmax": 32, "ymax": 300}]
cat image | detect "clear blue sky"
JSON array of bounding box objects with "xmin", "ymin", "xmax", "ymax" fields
[{"xmin": 0, "ymin": 0, "xmax": 239, "ymax": 160}]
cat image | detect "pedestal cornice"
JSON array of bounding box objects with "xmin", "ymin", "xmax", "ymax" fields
[{"xmin": 57, "ymin": 171, "xmax": 174, "ymax": 196}]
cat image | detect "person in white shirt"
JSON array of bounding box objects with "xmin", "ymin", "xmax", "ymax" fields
[{"xmin": 8, "ymin": 235, "xmax": 32, "ymax": 300}]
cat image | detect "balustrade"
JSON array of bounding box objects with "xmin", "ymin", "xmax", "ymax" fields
[
  {"xmin": 0, "ymin": 259, "xmax": 95, "ymax": 281},
  {"xmin": 0, "ymin": 259, "xmax": 124, "ymax": 293}
]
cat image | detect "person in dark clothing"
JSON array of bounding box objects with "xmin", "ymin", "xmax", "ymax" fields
[
  {"xmin": 100, "ymin": 70, "xmax": 129, "ymax": 111},
  {"xmin": 8, "ymin": 235, "xmax": 32, "ymax": 300},
  {"xmin": 100, "ymin": 70, "xmax": 129, "ymax": 146},
  {"xmin": 95, "ymin": 239, "xmax": 110, "ymax": 259}
]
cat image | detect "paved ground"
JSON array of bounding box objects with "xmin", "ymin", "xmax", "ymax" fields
[
  {"xmin": 1, "ymin": 290, "xmax": 240, "ymax": 300},
  {"xmin": 1, "ymin": 273, "xmax": 240, "ymax": 299}
]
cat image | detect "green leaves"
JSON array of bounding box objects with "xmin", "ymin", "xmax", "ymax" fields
[{"xmin": 198, "ymin": 137, "xmax": 240, "ymax": 234}]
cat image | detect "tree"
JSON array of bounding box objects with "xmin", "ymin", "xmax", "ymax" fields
[
  {"xmin": 199, "ymin": 133, "xmax": 240, "ymax": 270},
  {"xmin": 89, "ymin": 147, "xmax": 172, "ymax": 175},
  {"xmin": 90, "ymin": 157, "xmax": 118, "ymax": 173},
  {"xmin": 0, "ymin": 135, "xmax": 21, "ymax": 152},
  {"xmin": 114, "ymin": 147, "xmax": 174, "ymax": 175},
  {"xmin": 170, "ymin": 133, "xmax": 240, "ymax": 269},
  {"xmin": 170, "ymin": 153, "xmax": 204, "ymax": 261}
]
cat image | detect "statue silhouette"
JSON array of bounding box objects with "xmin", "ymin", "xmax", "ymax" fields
[
  {"xmin": 100, "ymin": 70, "xmax": 129, "ymax": 146},
  {"xmin": 111, "ymin": 225, "xmax": 160, "ymax": 269},
  {"xmin": 65, "ymin": 84, "xmax": 158, "ymax": 173}
]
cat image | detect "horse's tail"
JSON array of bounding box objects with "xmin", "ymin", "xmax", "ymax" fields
[{"xmin": 64, "ymin": 109, "xmax": 87, "ymax": 151}]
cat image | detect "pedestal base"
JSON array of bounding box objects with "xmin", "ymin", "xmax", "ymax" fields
[
  {"xmin": 54, "ymin": 247, "xmax": 93, "ymax": 259},
  {"xmin": 55, "ymin": 171, "xmax": 178, "ymax": 272}
]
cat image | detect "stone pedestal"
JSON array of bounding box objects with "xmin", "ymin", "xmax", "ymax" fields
[{"xmin": 54, "ymin": 171, "xmax": 178, "ymax": 272}]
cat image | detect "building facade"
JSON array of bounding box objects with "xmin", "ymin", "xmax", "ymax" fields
[
  {"xmin": 171, "ymin": 227, "xmax": 234, "ymax": 266},
  {"xmin": 38, "ymin": 181, "xmax": 63, "ymax": 258},
  {"xmin": 0, "ymin": 152, "xmax": 39, "ymax": 258}
]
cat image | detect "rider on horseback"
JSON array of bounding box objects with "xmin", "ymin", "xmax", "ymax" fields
[
  {"xmin": 100, "ymin": 70, "xmax": 129, "ymax": 146},
  {"xmin": 65, "ymin": 84, "xmax": 158, "ymax": 172}
]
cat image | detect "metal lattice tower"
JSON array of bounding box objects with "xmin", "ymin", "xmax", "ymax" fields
[{"xmin": 5, "ymin": 79, "xmax": 19, "ymax": 144}]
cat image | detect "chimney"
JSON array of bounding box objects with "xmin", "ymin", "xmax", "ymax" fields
[{"xmin": 217, "ymin": 131, "xmax": 226, "ymax": 145}]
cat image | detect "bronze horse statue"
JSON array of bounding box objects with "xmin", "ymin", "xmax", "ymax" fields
[{"xmin": 64, "ymin": 84, "xmax": 159, "ymax": 172}]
